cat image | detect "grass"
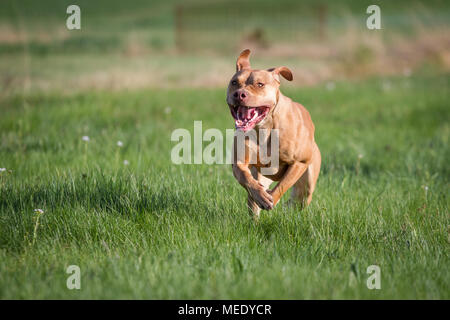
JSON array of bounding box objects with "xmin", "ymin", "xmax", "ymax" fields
[{"xmin": 0, "ymin": 73, "xmax": 448, "ymax": 299}]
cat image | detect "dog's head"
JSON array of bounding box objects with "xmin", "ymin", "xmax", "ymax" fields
[{"xmin": 227, "ymin": 49, "xmax": 293, "ymax": 132}]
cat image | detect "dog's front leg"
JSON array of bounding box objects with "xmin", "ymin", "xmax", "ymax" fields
[
  {"xmin": 232, "ymin": 163, "xmax": 274, "ymax": 213},
  {"xmin": 270, "ymin": 162, "xmax": 308, "ymax": 206}
]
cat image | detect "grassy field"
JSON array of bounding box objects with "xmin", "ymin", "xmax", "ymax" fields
[
  {"xmin": 0, "ymin": 73, "xmax": 448, "ymax": 299},
  {"xmin": 0, "ymin": 0, "xmax": 449, "ymax": 300}
]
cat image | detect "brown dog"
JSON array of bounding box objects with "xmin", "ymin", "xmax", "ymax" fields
[{"xmin": 227, "ymin": 49, "xmax": 321, "ymax": 218}]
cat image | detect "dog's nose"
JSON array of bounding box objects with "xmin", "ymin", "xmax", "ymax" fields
[{"xmin": 234, "ymin": 90, "xmax": 247, "ymax": 102}]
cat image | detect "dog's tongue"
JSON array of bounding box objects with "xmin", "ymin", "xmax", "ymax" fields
[{"xmin": 238, "ymin": 106, "xmax": 255, "ymax": 120}]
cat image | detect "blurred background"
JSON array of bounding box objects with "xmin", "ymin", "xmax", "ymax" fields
[{"xmin": 0, "ymin": 0, "xmax": 449, "ymax": 94}]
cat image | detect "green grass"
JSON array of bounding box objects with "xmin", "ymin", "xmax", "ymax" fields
[{"xmin": 0, "ymin": 73, "xmax": 448, "ymax": 299}]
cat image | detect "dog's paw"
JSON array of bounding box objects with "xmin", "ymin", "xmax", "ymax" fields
[{"xmin": 249, "ymin": 184, "xmax": 274, "ymax": 210}]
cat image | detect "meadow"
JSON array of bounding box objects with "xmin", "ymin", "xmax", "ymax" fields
[
  {"xmin": 0, "ymin": 0, "xmax": 449, "ymax": 299},
  {"xmin": 0, "ymin": 73, "xmax": 448, "ymax": 299}
]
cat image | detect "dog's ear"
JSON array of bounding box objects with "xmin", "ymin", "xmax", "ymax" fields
[
  {"xmin": 268, "ymin": 66, "xmax": 293, "ymax": 82},
  {"xmin": 236, "ymin": 49, "xmax": 251, "ymax": 72}
]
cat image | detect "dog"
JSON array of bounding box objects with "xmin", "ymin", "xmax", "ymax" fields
[{"xmin": 227, "ymin": 49, "xmax": 321, "ymax": 218}]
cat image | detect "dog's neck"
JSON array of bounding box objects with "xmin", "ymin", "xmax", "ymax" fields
[{"xmin": 256, "ymin": 91, "xmax": 291, "ymax": 131}]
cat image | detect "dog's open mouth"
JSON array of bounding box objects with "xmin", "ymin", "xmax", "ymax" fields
[{"xmin": 230, "ymin": 105, "xmax": 270, "ymax": 132}]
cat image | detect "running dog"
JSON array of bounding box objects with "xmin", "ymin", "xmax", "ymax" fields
[{"xmin": 227, "ymin": 49, "xmax": 321, "ymax": 218}]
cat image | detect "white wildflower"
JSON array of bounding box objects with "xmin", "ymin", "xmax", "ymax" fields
[
  {"xmin": 117, "ymin": 141, "xmax": 123, "ymax": 147},
  {"xmin": 82, "ymin": 136, "xmax": 90, "ymax": 142},
  {"xmin": 34, "ymin": 209, "xmax": 44, "ymax": 214},
  {"xmin": 403, "ymin": 68, "xmax": 412, "ymax": 77},
  {"xmin": 0, "ymin": 168, "xmax": 6, "ymax": 172},
  {"xmin": 326, "ymin": 82, "xmax": 335, "ymax": 91},
  {"xmin": 382, "ymin": 81, "xmax": 391, "ymax": 91},
  {"xmin": 123, "ymin": 160, "xmax": 129, "ymax": 166}
]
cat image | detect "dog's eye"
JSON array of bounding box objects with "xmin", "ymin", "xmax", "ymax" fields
[
  {"xmin": 257, "ymin": 82, "xmax": 265, "ymax": 88},
  {"xmin": 231, "ymin": 80, "xmax": 238, "ymax": 86}
]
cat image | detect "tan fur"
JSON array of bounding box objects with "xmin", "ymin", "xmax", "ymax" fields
[{"xmin": 228, "ymin": 49, "xmax": 321, "ymax": 218}]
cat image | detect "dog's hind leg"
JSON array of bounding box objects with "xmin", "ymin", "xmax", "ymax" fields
[
  {"xmin": 248, "ymin": 167, "xmax": 273, "ymax": 219},
  {"xmin": 290, "ymin": 167, "xmax": 310, "ymax": 209},
  {"xmin": 291, "ymin": 143, "xmax": 321, "ymax": 208}
]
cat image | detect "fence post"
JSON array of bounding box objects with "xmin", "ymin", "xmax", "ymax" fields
[
  {"xmin": 175, "ymin": 5, "xmax": 184, "ymax": 52},
  {"xmin": 317, "ymin": 4, "xmax": 327, "ymax": 40}
]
